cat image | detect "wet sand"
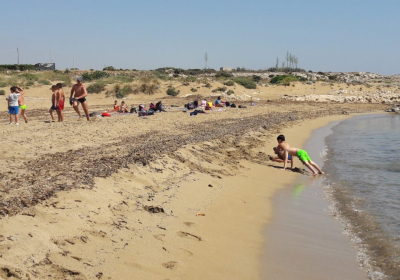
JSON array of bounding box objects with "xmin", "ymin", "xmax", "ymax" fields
[{"xmin": 263, "ymin": 118, "xmax": 366, "ymax": 280}]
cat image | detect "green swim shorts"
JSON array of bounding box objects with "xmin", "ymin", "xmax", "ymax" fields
[
  {"xmin": 19, "ymin": 104, "xmax": 27, "ymax": 110},
  {"xmin": 297, "ymin": 149, "xmax": 311, "ymax": 163}
]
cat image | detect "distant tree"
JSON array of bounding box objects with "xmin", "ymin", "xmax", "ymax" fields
[{"xmin": 275, "ymin": 57, "xmax": 279, "ymax": 69}]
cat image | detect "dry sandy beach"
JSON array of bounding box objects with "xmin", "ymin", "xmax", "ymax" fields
[{"xmin": 0, "ymin": 81, "xmax": 388, "ymax": 279}]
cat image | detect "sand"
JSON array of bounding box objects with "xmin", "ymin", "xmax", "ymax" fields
[{"xmin": 0, "ymin": 82, "xmax": 384, "ymax": 279}]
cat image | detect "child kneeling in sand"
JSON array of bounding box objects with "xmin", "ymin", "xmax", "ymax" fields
[{"xmin": 282, "ymin": 147, "xmax": 323, "ymax": 176}]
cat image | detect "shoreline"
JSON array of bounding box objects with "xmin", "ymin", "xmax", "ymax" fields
[
  {"xmin": 0, "ymin": 111, "xmax": 375, "ymax": 279},
  {"xmin": 262, "ymin": 116, "xmax": 367, "ymax": 280}
]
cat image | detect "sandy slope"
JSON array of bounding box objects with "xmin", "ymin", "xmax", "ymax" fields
[{"xmin": 0, "ymin": 84, "xmax": 385, "ymax": 279}]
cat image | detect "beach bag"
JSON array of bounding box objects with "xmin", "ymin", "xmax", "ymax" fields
[
  {"xmin": 130, "ymin": 108, "xmax": 137, "ymax": 113},
  {"xmin": 207, "ymin": 102, "xmax": 213, "ymax": 108},
  {"xmin": 138, "ymin": 110, "xmax": 148, "ymax": 117},
  {"xmin": 190, "ymin": 111, "xmax": 198, "ymax": 116},
  {"xmin": 238, "ymin": 105, "xmax": 247, "ymax": 109},
  {"xmin": 193, "ymin": 100, "xmax": 198, "ymax": 107},
  {"xmin": 150, "ymin": 103, "xmax": 156, "ymax": 109},
  {"xmin": 101, "ymin": 112, "xmax": 111, "ymax": 117},
  {"xmin": 147, "ymin": 109, "xmax": 155, "ymax": 115},
  {"xmin": 230, "ymin": 103, "xmax": 236, "ymax": 108},
  {"xmin": 205, "ymin": 105, "xmax": 212, "ymax": 110},
  {"xmin": 139, "ymin": 104, "xmax": 146, "ymax": 111},
  {"xmin": 187, "ymin": 102, "xmax": 195, "ymax": 109},
  {"xmin": 225, "ymin": 101, "xmax": 230, "ymax": 107},
  {"xmin": 160, "ymin": 104, "xmax": 166, "ymax": 111}
]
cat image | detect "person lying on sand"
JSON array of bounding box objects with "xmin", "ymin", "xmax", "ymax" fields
[
  {"xmin": 270, "ymin": 134, "xmax": 293, "ymax": 168},
  {"xmin": 282, "ymin": 147, "xmax": 323, "ymax": 176}
]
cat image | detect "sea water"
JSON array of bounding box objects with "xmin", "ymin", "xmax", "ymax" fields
[{"xmin": 323, "ymin": 114, "xmax": 400, "ymax": 279}]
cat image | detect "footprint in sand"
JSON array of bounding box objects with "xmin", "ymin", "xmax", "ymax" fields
[
  {"xmin": 162, "ymin": 261, "xmax": 178, "ymax": 270},
  {"xmin": 153, "ymin": 234, "xmax": 165, "ymax": 241},
  {"xmin": 183, "ymin": 222, "xmax": 195, "ymax": 227},
  {"xmin": 177, "ymin": 231, "xmax": 201, "ymax": 241}
]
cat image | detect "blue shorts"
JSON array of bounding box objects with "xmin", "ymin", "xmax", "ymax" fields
[
  {"xmin": 51, "ymin": 103, "xmax": 58, "ymax": 110},
  {"xmin": 9, "ymin": 106, "xmax": 19, "ymax": 115}
]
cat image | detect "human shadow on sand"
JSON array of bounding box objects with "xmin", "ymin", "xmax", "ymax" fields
[{"xmin": 268, "ymin": 164, "xmax": 306, "ymax": 174}]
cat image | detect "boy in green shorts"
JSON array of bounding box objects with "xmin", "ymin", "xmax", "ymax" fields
[
  {"xmin": 282, "ymin": 147, "xmax": 323, "ymax": 176},
  {"xmin": 15, "ymin": 86, "xmax": 28, "ymax": 123}
]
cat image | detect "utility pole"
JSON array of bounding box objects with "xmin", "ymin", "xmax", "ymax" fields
[
  {"xmin": 17, "ymin": 48, "xmax": 19, "ymax": 65},
  {"xmin": 204, "ymin": 52, "xmax": 208, "ymax": 74}
]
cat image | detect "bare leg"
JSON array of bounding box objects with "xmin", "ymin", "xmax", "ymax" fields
[
  {"xmin": 81, "ymin": 101, "xmax": 90, "ymax": 121},
  {"xmin": 310, "ymin": 160, "xmax": 323, "ymax": 174},
  {"xmin": 59, "ymin": 110, "xmax": 64, "ymax": 122},
  {"xmin": 56, "ymin": 110, "xmax": 61, "ymax": 122},
  {"xmin": 49, "ymin": 109, "xmax": 55, "ymax": 121},
  {"xmin": 20, "ymin": 109, "xmax": 28, "ymax": 123},
  {"xmin": 15, "ymin": 114, "xmax": 19, "ymax": 124},
  {"xmin": 73, "ymin": 101, "xmax": 82, "ymax": 118},
  {"xmin": 304, "ymin": 161, "xmax": 318, "ymax": 176},
  {"xmin": 9, "ymin": 114, "xmax": 12, "ymax": 123}
]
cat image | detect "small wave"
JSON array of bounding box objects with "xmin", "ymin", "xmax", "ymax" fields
[{"xmin": 319, "ymin": 145, "xmax": 328, "ymax": 160}]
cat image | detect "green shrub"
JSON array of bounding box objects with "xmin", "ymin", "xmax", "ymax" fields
[
  {"xmin": 133, "ymin": 76, "xmax": 159, "ymax": 95},
  {"xmin": 25, "ymin": 81, "xmax": 34, "ymax": 87},
  {"xmin": 167, "ymin": 87, "xmax": 180, "ymax": 96},
  {"xmin": 184, "ymin": 76, "xmax": 197, "ymax": 82},
  {"xmin": 103, "ymin": 66, "xmax": 116, "ymax": 71},
  {"xmin": 38, "ymin": 80, "xmax": 51, "ymax": 85},
  {"xmin": 82, "ymin": 71, "xmax": 108, "ymax": 81},
  {"xmin": 113, "ymin": 84, "xmax": 131, "ymax": 98},
  {"xmin": 87, "ymin": 82, "xmax": 106, "ymax": 94},
  {"xmin": 317, "ymin": 71, "xmax": 325, "ymax": 75},
  {"xmin": 227, "ymin": 90, "xmax": 234, "ymax": 95},
  {"xmin": 191, "ymin": 88, "xmax": 197, "ymax": 92},
  {"xmin": 252, "ymin": 75, "xmax": 262, "ymax": 82},
  {"xmin": 215, "ymin": 71, "xmax": 233, "ymax": 78},
  {"xmin": 280, "ymin": 77, "xmax": 291, "ymax": 86},
  {"xmin": 224, "ymin": 80, "xmax": 234, "ymax": 86},
  {"xmin": 65, "ymin": 68, "xmax": 70, "ymax": 73},
  {"xmin": 270, "ymin": 75, "xmax": 299, "ymax": 84},
  {"xmin": 0, "ymin": 90, "xmax": 5, "ymax": 95},
  {"xmin": 20, "ymin": 73, "xmax": 39, "ymax": 81},
  {"xmin": 233, "ymin": 77, "xmax": 256, "ymax": 89},
  {"xmin": 0, "ymin": 82, "xmax": 6, "ymax": 87}
]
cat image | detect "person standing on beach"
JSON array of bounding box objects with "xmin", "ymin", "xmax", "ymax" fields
[
  {"xmin": 282, "ymin": 147, "xmax": 323, "ymax": 176},
  {"xmin": 6, "ymin": 86, "xmax": 20, "ymax": 125},
  {"xmin": 70, "ymin": 77, "xmax": 90, "ymax": 121},
  {"xmin": 270, "ymin": 135, "xmax": 293, "ymax": 168},
  {"xmin": 56, "ymin": 83, "xmax": 65, "ymax": 122},
  {"xmin": 15, "ymin": 86, "xmax": 28, "ymax": 123},
  {"xmin": 49, "ymin": 85, "xmax": 58, "ymax": 122}
]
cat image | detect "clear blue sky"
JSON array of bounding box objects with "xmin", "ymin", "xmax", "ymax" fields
[{"xmin": 1, "ymin": 0, "xmax": 399, "ymax": 74}]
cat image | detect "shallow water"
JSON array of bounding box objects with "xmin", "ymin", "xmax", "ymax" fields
[{"xmin": 324, "ymin": 114, "xmax": 400, "ymax": 279}]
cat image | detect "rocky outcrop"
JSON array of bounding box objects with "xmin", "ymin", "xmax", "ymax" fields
[{"xmin": 281, "ymin": 90, "xmax": 400, "ymax": 104}]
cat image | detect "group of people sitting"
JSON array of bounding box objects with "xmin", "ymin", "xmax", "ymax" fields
[{"xmin": 113, "ymin": 100, "xmax": 129, "ymax": 113}]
